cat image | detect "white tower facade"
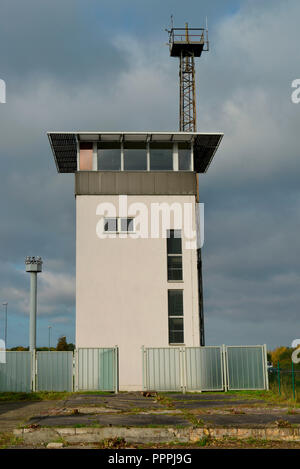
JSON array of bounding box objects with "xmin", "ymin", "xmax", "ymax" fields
[{"xmin": 48, "ymin": 131, "xmax": 223, "ymax": 390}]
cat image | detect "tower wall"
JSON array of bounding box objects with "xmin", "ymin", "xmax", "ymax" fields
[{"xmin": 76, "ymin": 194, "xmax": 200, "ymax": 390}]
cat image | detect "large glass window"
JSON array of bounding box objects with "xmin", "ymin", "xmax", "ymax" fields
[
  {"xmin": 167, "ymin": 230, "xmax": 183, "ymax": 281},
  {"xmin": 168, "ymin": 290, "xmax": 184, "ymax": 344},
  {"xmin": 178, "ymin": 143, "xmax": 192, "ymax": 170},
  {"xmin": 98, "ymin": 143, "xmax": 121, "ymax": 170},
  {"xmin": 150, "ymin": 143, "xmax": 173, "ymax": 170},
  {"xmin": 124, "ymin": 143, "xmax": 147, "ymax": 170}
]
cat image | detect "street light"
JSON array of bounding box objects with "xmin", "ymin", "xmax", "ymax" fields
[
  {"xmin": 2, "ymin": 303, "xmax": 7, "ymax": 348},
  {"xmin": 48, "ymin": 325, "xmax": 52, "ymax": 351},
  {"xmin": 25, "ymin": 256, "xmax": 43, "ymax": 351}
]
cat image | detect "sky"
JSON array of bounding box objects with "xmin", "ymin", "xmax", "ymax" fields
[{"xmin": 0, "ymin": 0, "xmax": 299, "ymax": 349}]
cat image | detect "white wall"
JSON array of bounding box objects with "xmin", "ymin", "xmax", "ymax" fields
[{"xmin": 76, "ymin": 195, "xmax": 199, "ymax": 390}]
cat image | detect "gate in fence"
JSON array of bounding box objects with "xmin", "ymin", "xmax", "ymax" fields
[
  {"xmin": 75, "ymin": 347, "xmax": 118, "ymax": 392},
  {"xmin": 36, "ymin": 351, "xmax": 74, "ymax": 392},
  {"xmin": 142, "ymin": 345, "xmax": 268, "ymax": 393}
]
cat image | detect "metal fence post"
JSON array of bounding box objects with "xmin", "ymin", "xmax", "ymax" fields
[
  {"xmin": 74, "ymin": 349, "xmax": 79, "ymax": 392},
  {"xmin": 292, "ymin": 360, "xmax": 296, "ymax": 400},
  {"xmin": 182, "ymin": 347, "xmax": 186, "ymax": 394},
  {"xmin": 263, "ymin": 344, "xmax": 269, "ymax": 391},
  {"xmin": 142, "ymin": 346, "xmax": 146, "ymax": 391},
  {"xmin": 114, "ymin": 346, "xmax": 119, "ymax": 394},
  {"xmin": 222, "ymin": 345, "xmax": 228, "ymax": 392},
  {"xmin": 277, "ymin": 361, "xmax": 281, "ymax": 395}
]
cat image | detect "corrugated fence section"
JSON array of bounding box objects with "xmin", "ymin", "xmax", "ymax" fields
[
  {"xmin": 143, "ymin": 347, "xmax": 182, "ymax": 391},
  {"xmin": 226, "ymin": 346, "xmax": 267, "ymax": 390},
  {"xmin": 185, "ymin": 347, "xmax": 224, "ymax": 391},
  {"xmin": 143, "ymin": 345, "xmax": 268, "ymax": 392},
  {"xmin": 36, "ymin": 352, "xmax": 73, "ymax": 392},
  {"xmin": 0, "ymin": 351, "xmax": 31, "ymax": 392},
  {"xmin": 76, "ymin": 347, "xmax": 118, "ymax": 392}
]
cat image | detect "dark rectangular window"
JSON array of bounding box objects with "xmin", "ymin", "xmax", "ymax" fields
[
  {"xmin": 178, "ymin": 143, "xmax": 191, "ymax": 170},
  {"xmin": 150, "ymin": 143, "xmax": 173, "ymax": 170},
  {"xmin": 104, "ymin": 218, "xmax": 118, "ymax": 232},
  {"xmin": 167, "ymin": 229, "xmax": 182, "ymax": 254},
  {"xmin": 168, "ymin": 290, "xmax": 184, "ymax": 344},
  {"xmin": 167, "ymin": 230, "xmax": 182, "ymax": 281},
  {"xmin": 120, "ymin": 218, "xmax": 134, "ymax": 232},
  {"xmin": 98, "ymin": 143, "xmax": 121, "ymax": 170},
  {"xmin": 167, "ymin": 256, "xmax": 183, "ymax": 280},
  {"xmin": 104, "ymin": 218, "xmax": 134, "ymax": 233},
  {"xmin": 124, "ymin": 142, "xmax": 147, "ymax": 170}
]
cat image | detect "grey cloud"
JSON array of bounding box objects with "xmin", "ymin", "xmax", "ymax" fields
[{"xmin": 0, "ymin": 0, "xmax": 299, "ymax": 348}]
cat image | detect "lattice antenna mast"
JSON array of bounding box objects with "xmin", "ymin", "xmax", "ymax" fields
[{"xmin": 166, "ymin": 21, "xmax": 209, "ymax": 131}]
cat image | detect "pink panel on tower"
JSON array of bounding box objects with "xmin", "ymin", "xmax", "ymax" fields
[{"xmin": 79, "ymin": 143, "xmax": 93, "ymax": 171}]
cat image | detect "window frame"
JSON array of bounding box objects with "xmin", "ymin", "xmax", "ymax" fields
[
  {"xmin": 168, "ymin": 289, "xmax": 184, "ymax": 345},
  {"xmin": 103, "ymin": 217, "xmax": 135, "ymax": 233},
  {"xmin": 167, "ymin": 229, "xmax": 183, "ymax": 282}
]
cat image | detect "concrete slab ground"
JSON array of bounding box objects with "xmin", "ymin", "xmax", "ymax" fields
[
  {"xmin": 0, "ymin": 391, "xmax": 300, "ymax": 447},
  {"xmin": 0, "ymin": 400, "xmax": 62, "ymax": 432}
]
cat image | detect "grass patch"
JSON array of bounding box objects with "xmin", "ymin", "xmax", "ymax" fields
[
  {"xmin": 0, "ymin": 432, "xmax": 24, "ymax": 449},
  {"xmin": 0, "ymin": 390, "xmax": 116, "ymax": 402},
  {"xmin": 0, "ymin": 391, "xmax": 71, "ymax": 402}
]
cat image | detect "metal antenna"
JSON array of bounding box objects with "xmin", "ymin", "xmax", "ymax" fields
[
  {"xmin": 167, "ymin": 22, "xmax": 209, "ymax": 345},
  {"xmin": 167, "ymin": 21, "xmax": 209, "ymax": 131}
]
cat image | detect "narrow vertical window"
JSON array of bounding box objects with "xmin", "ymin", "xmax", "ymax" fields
[
  {"xmin": 168, "ymin": 290, "xmax": 184, "ymax": 344},
  {"xmin": 167, "ymin": 229, "xmax": 183, "ymax": 281}
]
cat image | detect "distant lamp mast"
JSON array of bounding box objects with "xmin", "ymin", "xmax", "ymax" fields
[
  {"xmin": 48, "ymin": 325, "xmax": 52, "ymax": 351},
  {"xmin": 25, "ymin": 256, "xmax": 43, "ymax": 351},
  {"xmin": 2, "ymin": 302, "xmax": 8, "ymax": 348}
]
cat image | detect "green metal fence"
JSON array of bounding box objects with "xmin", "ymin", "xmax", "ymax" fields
[
  {"xmin": 0, "ymin": 348, "xmax": 118, "ymax": 393},
  {"xmin": 36, "ymin": 352, "xmax": 74, "ymax": 392},
  {"xmin": 185, "ymin": 347, "xmax": 224, "ymax": 391},
  {"xmin": 269, "ymin": 362, "xmax": 300, "ymax": 401},
  {"xmin": 143, "ymin": 347, "xmax": 182, "ymax": 391},
  {"xmin": 75, "ymin": 347, "xmax": 118, "ymax": 392},
  {"xmin": 143, "ymin": 345, "xmax": 268, "ymax": 392},
  {"xmin": 225, "ymin": 345, "xmax": 268, "ymax": 390},
  {"xmin": 0, "ymin": 351, "xmax": 31, "ymax": 392}
]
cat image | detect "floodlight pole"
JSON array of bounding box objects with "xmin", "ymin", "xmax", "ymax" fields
[
  {"xmin": 25, "ymin": 257, "xmax": 43, "ymax": 351},
  {"xmin": 2, "ymin": 302, "xmax": 8, "ymax": 348}
]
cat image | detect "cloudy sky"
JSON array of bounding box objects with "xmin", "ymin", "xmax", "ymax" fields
[{"xmin": 0, "ymin": 0, "xmax": 299, "ymax": 349}]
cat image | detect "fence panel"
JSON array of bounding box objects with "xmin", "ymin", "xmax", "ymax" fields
[
  {"xmin": 0, "ymin": 351, "xmax": 31, "ymax": 392},
  {"xmin": 185, "ymin": 347, "xmax": 224, "ymax": 391},
  {"xmin": 77, "ymin": 348, "xmax": 117, "ymax": 392},
  {"xmin": 37, "ymin": 352, "xmax": 73, "ymax": 392},
  {"xmin": 144, "ymin": 347, "xmax": 182, "ymax": 391},
  {"xmin": 226, "ymin": 346, "xmax": 266, "ymax": 390}
]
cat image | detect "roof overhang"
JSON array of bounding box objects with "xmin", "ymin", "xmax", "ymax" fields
[{"xmin": 47, "ymin": 131, "xmax": 223, "ymax": 173}]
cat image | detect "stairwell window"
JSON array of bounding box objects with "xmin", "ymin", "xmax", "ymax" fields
[
  {"xmin": 168, "ymin": 290, "xmax": 184, "ymax": 344},
  {"xmin": 167, "ymin": 229, "xmax": 183, "ymax": 281},
  {"xmin": 104, "ymin": 218, "xmax": 134, "ymax": 233}
]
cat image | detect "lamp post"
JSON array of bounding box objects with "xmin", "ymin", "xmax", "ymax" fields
[
  {"xmin": 2, "ymin": 302, "xmax": 7, "ymax": 348},
  {"xmin": 25, "ymin": 256, "xmax": 43, "ymax": 351},
  {"xmin": 48, "ymin": 325, "xmax": 52, "ymax": 351}
]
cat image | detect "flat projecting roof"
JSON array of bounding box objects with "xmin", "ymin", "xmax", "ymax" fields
[{"xmin": 47, "ymin": 131, "xmax": 223, "ymax": 174}]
